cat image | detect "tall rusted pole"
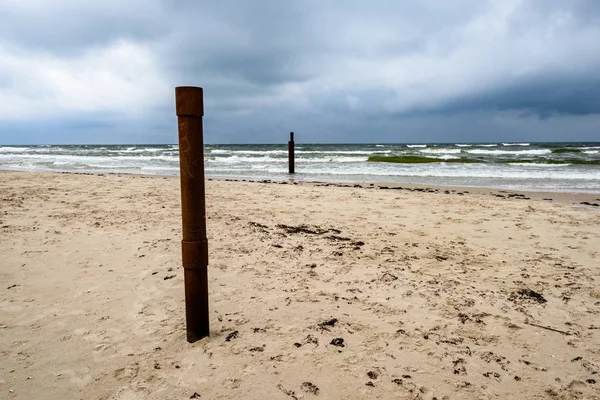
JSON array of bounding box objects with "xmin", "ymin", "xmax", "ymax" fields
[
  {"xmin": 175, "ymin": 86, "xmax": 209, "ymax": 342},
  {"xmin": 288, "ymin": 131, "xmax": 295, "ymax": 174}
]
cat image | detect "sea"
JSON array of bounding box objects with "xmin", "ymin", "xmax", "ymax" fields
[{"xmin": 1, "ymin": 142, "xmax": 599, "ymax": 193}]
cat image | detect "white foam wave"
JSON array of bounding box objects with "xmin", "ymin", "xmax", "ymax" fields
[
  {"xmin": 140, "ymin": 166, "xmax": 179, "ymax": 171},
  {"xmin": 0, "ymin": 146, "xmax": 30, "ymax": 153},
  {"xmin": 312, "ymin": 157, "xmax": 369, "ymax": 163},
  {"xmin": 115, "ymin": 155, "xmax": 179, "ymax": 162},
  {"xmin": 502, "ymin": 143, "xmax": 530, "ymax": 146},
  {"xmin": 299, "ymin": 150, "xmax": 392, "ymax": 155},
  {"xmin": 455, "ymin": 144, "xmax": 472, "ymax": 147},
  {"xmin": 479, "ymin": 144, "xmax": 498, "ymax": 147},
  {"xmin": 439, "ymin": 155, "xmax": 461, "ymax": 160},
  {"xmin": 508, "ymin": 163, "xmax": 572, "ymax": 167},
  {"xmin": 235, "ymin": 150, "xmax": 288, "ymax": 155},
  {"xmin": 210, "ymin": 156, "xmax": 279, "ymax": 164},
  {"xmin": 419, "ymin": 148, "xmax": 462, "ymax": 154},
  {"xmin": 467, "ymin": 149, "xmax": 551, "ymax": 155},
  {"xmin": 289, "ymin": 164, "xmax": 600, "ymax": 180},
  {"xmin": 209, "ymin": 155, "xmax": 367, "ymax": 164},
  {"xmin": 211, "ymin": 149, "xmax": 390, "ymax": 156},
  {"xmin": 407, "ymin": 144, "xmax": 427, "ymax": 148},
  {"xmin": 583, "ymin": 150, "xmax": 599, "ymax": 154}
]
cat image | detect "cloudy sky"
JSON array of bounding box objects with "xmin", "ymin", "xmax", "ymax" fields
[{"xmin": 1, "ymin": 0, "xmax": 599, "ymax": 144}]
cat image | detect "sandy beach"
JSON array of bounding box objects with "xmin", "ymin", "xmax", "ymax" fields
[{"xmin": 1, "ymin": 171, "xmax": 599, "ymax": 399}]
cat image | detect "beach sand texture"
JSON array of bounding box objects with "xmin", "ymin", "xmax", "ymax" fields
[{"xmin": 1, "ymin": 172, "xmax": 599, "ymax": 399}]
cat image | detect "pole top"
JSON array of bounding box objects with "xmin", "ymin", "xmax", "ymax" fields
[
  {"xmin": 290, "ymin": 131, "xmax": 294, "ymax": 141},
  {"xmin": 176, "ymin": 86, "xmax": 204, "ymax": 116}
]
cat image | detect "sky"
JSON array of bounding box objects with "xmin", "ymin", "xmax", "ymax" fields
[{"xmin": 1, "ymin": 0, "xmax": 600, "ymax": 144}]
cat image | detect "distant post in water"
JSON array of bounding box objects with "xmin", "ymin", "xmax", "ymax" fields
[
  {"xmin": 288, "ymin": 131, "xmax": 295, "ymax": 174},
  {"xmin": 175, "ymin": 86, "xmax": 209, "ymax": 342}
]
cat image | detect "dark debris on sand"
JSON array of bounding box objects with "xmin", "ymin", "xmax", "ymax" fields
[
  {"xmin": 295, "ymin": 334, "xmax": 319, "ymax": 348},
  {"xmin": 225, "ymin": 330, "xmax": 239, "ymax": 342},
  {"xmin": 581, "ymin": 201, "xmax": 600, "ymax": 207},
  {"xmin": 276, "ymin": 224, "xmax": 339, "ymax": 235},
  {"xmin": 301, "ymin": 382, "xmax": 320, "ymax": 395},
  {"xmin": 367, "ymin": 371, "xmax": 379, "ymax": 379},
  {"xmin": 318, "ymin": 318, "xmax": 338, "ymax": 331},
  {"xmin": 509, "ymin": 289, "xmax": 547, "ymax": 304}
]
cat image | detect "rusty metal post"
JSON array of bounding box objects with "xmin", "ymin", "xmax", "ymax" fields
[
  {"xmin": 288, "ymin": 131, "xmax": 295, "ymax": 174},
  {"xmin": 175, "ymin": 86, "xmax": 209, "ymax": 342}
]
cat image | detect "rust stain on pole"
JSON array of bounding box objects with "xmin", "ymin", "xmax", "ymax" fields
[
  {"xmin": 176, "ymin": 86, "xmax": 209, "ymax": 342},
  {"xmin": 288, "ymin": 131, "xmax": 295, "ymax": 174}
]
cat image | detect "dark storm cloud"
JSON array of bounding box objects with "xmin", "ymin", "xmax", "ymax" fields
[
  {"xmin": 1, "ymin": 0, "xmax": 600, "ymax": 143},
  {"xmin": 470, "ymin": 76, "xmax": 600, "ymax": 117},
  {"xmin": 402, "ymin": 74, "xmax": 600, "ymax": 118}
]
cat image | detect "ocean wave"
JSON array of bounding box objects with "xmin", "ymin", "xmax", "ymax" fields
[
  {"xmin": 0, "ymin": 146, "xmax": 30, "ymax": 153},
  {"xmin": 502, "ymin": 143, "xmax": 530, "ymax": 146},
  {"xmin": 507, "ymin": 163, "xmax": 572, "ymax": 167},
  {"xmin": 210, "ymin": 156, "xmax": 280, "ymax": 164},
  {"xmin": 368, "ymin": 156, "xmax": 483, "ymax": 164},
  {"xmin": 209, "ymin": 155, "xmax": 368, "ymax": 164},
  {"xmin": 211, "ymin": 149, "xmax": 391, "ymax": 156},
  {"xmin": 115, "ymin": 155, "xmax": 179, "ymax": 162},
  {"xmin": 119, "ymin": 148, "xmax": 149, "ymax": 153},
  {"xmin": 455, "ymin": 144, "xmax": 472, "ymax": 147},
  {"xmin": 299, "ymin": 150, "xmax": 392, "ymax": 155},
  {"xmin": 368, "ymin": 155, "xmax": 600, "ymax": 166},
  {"xmin": 85, "ymin": 163, "xmax": 142, "ymax": 169},
  {"xmin": 406, "ymin": 144, "xmax": 427, "ymax": 148},
  {"xmin": 551, "ymin": 148, "xmax": 582, "ymax": 154},
  {"xmin": 313, "ymin": 157, "xmax": 369, "ymax": 163},
  {"xmin": 235, "ymin": 150, "xmax": 288, "ymax": 155},
  {"xmin": 277, "ymin": 165, "xmax": 600, "ymax": 180},
  {"xmin": 419, "ymin": 148, "xmax": 462, "ymax": 154},
  {"xmin": 466, "ymin": 149, "xmax": 551, "ymax": 155},
  {"xmin": 110, "ymin": 147, "xmax": 165, "ymax": 153},
  {"xmin": 141, "ymin": 166, "xmax": 179, "ymax": 171}
]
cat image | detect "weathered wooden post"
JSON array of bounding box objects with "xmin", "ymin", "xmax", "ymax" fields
[
  {"xmin": 175, "ymin": 86, "xmax": 209, "ymax": 342},
  {"xmin": 288, "ymin": 131, "xmax": 295, "ymax": 174}
]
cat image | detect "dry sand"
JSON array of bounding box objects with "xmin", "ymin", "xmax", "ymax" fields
[{"xmin": 1, "ymin": 171, "xmax": 599, "ymax": 399}]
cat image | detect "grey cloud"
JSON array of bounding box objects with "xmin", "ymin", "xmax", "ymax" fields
[{"xmin": 0, "ymin": 1, "xmax": 169, "ymax": 55}]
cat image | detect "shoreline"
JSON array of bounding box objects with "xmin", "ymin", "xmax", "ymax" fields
[
  {"xmin": 3, "ymin": 169, "xmax": 599, "ymax": 206},
  {"xmin": 2, "ymin": 141, "xmax": 599, "ymax": 196}
]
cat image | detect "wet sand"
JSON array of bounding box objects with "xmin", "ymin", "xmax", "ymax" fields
[{"xmin": 1, "ymin": 171, "xmax": 599, "ymax": 399}]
